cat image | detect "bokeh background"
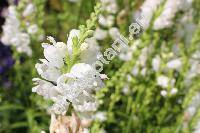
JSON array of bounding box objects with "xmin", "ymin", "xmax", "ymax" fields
[{"xmin": 0, "ymin": 0, "xmax": 200, "ymax": 132}]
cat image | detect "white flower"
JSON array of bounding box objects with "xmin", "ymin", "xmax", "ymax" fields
[
  {"xmin": 33, "ymin": 59, "xmax": 104, "ymax": 115},
  {"xmin": 119, "ymin": 46, "xmax": 133, "ymax": 61},
  {"xmin": 108, "ymin": 27, "xmax": 120, "ymax": 40},
  {"xmin": 80, "ymin": 37, "xmax": 100, "ymax": 64},
  {"xmin": 27, "ymin": 24, "xmax": 38, "ymax": 34},
  {"xmin": 178, "ymin": 0, "xmax": 193, "ymax": 11},
  {"xmin": 35, "ymin": 59, "xmax": 62, "ymax": 82},
  {"xmin": 100, "ymin": 0, "xmax": 118, "ymax": 14},
  {"xmin": 138, "ymin": 0, "xmax": 164, "ymax": 29},
  {"xmin": 153, "ymin": 0, "xmax": 179, "ymax": 30},
  {"xmin": 93, "ymin": 112, "xmax": 107, "ymax": 122},
  {"xmin": 98, "ymin": 15, "xmax": 115, "ymax": 27},
  {"xmin": 131, "ymin": 66, "xmax": 139, "ymax": 76},
  {"xmin": 152, "ymin": 55, "xmax": 161, "ymax": 72},
  {"xmin": 170, "ymin": 88, "xmax": 178, "ymax": 95},
  {"xmin": 23, "ymin": 3, "xmax": 36, "ymax": 17},
  {"xmin": 49, "ymin": 97, "xmax": 70, "ymax": 115},
  {"xmin": 32, "ymin": 78, "xmax": 59, "ymax": 99},
  {"xmin": 153, "ymin": 0, "xmax": 192, "ymax": 30},
  {"xmin": 138, "ymin": 47, "xmax": 148, "ymax": 67},
  {"xmin": 167, "ymin": 58, "xmax": 182, "ymax": 70},
  {"xmin": 141, "ymin": 68, "xmax": 147, "ymax": 76},
  {"xmin": 160, "ymin": 90, "xmax": 168, "ymax": 97},
  {"xmin": 122, "ymin": 85, "xmax": 130, "ymax": 95},
  {"xmin": 1, "ymin": 6, "xmax": 32, "ymax": 56},
  {"xmin": 94, "ymin": 28, "xmax": 107, "ymax": 40},
  {"xmin": 157, "ymin": 75, "xmax": 169, "ymax": 88},
  {"xmin": 42, "ymin": 37, "xmax": 68, "ymax": 68}
]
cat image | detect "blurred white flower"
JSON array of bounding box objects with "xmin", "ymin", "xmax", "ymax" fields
[
  {"xmin": 23, "ymin": 3, "xmax": 36, "ymax": 17},
  {"xmin": 153, "ymin": 0, "xmax": 193, "ymax": 30},
  {"xmin": 108, "ymin": 27, "xmax": 120, "ymax": 40},
  {"xmin": 1, "ymin": 6, "xmax": 32, "ymax": 56},
  {"xmin": 122, "ymin": 85, "xmax": 130, "ymax": 95},
  {"xmin": 178, "ymin": 0, "xmax": 193, "ymax": 11},
  {"xmin": 152, "ymin": 55, "xmax": 161, "ymax": 72},
  {"xmin": 100, "ymin": 0, "xmax": 118, "ymax": 14},
  {"xmin": 157, "ymin": 75, "xmax": 169, "ymax": 88},
  {"xmin": 93, "ymin": 112, "xmax": 107, "ymax": 122},
  {"xmin": 160, "ymin": 90, "xmax": 168, "ymax": 97},
  {"xmin": 119, "ymin": 46, "xmax": 133, "ymax": 61},
  {"xmin": 167, "ymin": 58, "xmax": 182, "ymax": 70},
  {"xmin": 170, "ymin": 88, "xmax": 178, "ymax": 95},
  {"xmin": 138, "ymin": 0, "xmax": 164, "ymax": 29},
  {"xmin": 28, "ymin": 24, "xmax": 38, "ymax": 34},
  {"xmin": 94, "ymin": 28, "xmax": 107, "ymax": 40},
  {"xmin": 184, "ymin": 93, "xmax": 200, "ymax": 122},
  {"xmin": 131, "ymin": 66, "xmax": 139, "ymax": 76},
  {"xmin": 98, "ymin": 15, "xmax": 115, "ymax": 27}
]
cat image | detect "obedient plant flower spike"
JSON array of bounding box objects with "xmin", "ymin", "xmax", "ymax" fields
[
  {"xmin": 33, "ymin": 4, "xmax": 105, "ymax": 132},
  {"xmin": 65, "ymin": 3, "xmax": 102, "ymax": 72}
]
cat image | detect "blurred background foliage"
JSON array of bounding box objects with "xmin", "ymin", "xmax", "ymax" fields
[{"xmin": 0, "ymin": 0, "xmax": 200, "ymax": 133}]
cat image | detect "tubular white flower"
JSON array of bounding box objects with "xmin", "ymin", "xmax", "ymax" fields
[
  {"xmin": 33, "ymin": 38, "xmax": 104, "ymax": 116},
  {"xmin": 35, "ymin": 59, "xmax": 62, "ymax": 82},
  {"xmin": 32, "ymin": 78, "xmax": 59, "ymax": 99},
  {"xmin": 42, "ymin": 41, "xmax": 67, "ymax": 68}
]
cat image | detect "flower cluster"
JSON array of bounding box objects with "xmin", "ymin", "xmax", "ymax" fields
[
  {"xmin": 1, "ymin": 2, "xmax": 41, "ymax": 56},
  {"xmin": 33, "ymin": 33, "xmax": 104, "ymax": 117},
  {"xmin": 1, "ymin": 6, "xmax": 32, "ymax": 56},
  {"xmin": 136, "ymin": 0, "xmax": 164, "ymax": 29},
  {"xmin": 153, "ymin": 0, "xmax": 193, "ymax": 30},
  {"xmin": 94, "ymin": 0, "xmax": 119, "ymax": 41}
]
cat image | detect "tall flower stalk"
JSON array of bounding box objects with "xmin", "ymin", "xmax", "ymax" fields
[{"xmin": 32, "ymin": 3, "xmax": 105, "ymax": 132}]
